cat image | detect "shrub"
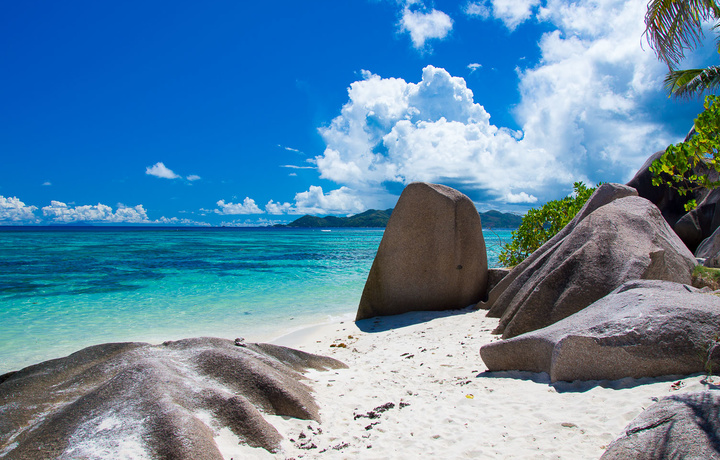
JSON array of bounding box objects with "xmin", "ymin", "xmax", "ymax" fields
[
  {"xmin": 498, "ymin": 182, "xmax": 596, "ymax": 267},
  {"xmin": 692, "ymin": 265, "xmax": 720, "ymax": 291}
]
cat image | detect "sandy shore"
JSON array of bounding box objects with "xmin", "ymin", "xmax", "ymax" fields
[{"xmin": 222, "ymin": 307, "xmax": 710, "ymax": 459}]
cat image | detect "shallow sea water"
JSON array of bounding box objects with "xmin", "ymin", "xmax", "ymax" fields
[{"xmin": 0, "ymin": 227, "xmax": 511, "ymax": 374}]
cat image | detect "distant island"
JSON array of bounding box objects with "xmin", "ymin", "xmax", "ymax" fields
[
  {"xmin": 277, "ymin": 208, "xmax": 522, "ymax": 229},
  {"xmin": 278, "ymin": 209, "xmax": 394, "ymax": 228}
]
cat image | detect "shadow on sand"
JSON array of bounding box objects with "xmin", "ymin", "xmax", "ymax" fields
[
  {"xmin": 475, "ymin": 370, "xmax": 717, "ymax": 393},
  {"xmin": 355, "ymin": 306, "xmax": 479, "ymax": 334}
]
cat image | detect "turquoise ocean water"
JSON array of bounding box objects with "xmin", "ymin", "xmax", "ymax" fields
[{"xmin": 0, "ymin": 227, "xmax": 511, "ymax": 374}]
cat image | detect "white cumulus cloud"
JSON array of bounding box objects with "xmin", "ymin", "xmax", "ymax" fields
[
  {"xmin": 0, "ymin": 196, "xmax": 39, "ymax": 222},
  {"xmin": 146, "ymin": 162, "xmax": 180, "ymax": 179},
  {"xmin": 186, "ymin": 175, "xmax": 201, "ymax": 181},
  {"xmin": 312, "ymin": 0, "xmax": 694, "ymax": 210},
  {"xmin": 399, "ymin": 7, "xmax": 453, "ymax": 49},
  {"xmin": 265, "ymin": 186, "xmax": 366, "ymax": 216},
  {"xmin": 42, "ymin": 201, "xmax": 151, "ymax": 223},
  {"xmin": 315, "ymin": 65, "xmax": 551, "ymax": 207},
  {"xmin": 215, "ymin": 198, "xmax": 264, "ymax": 215},
  {"xmin": 294, "ymin": 186, "xmax": 366, "ymax": 215},
  {"xmin": 265, "ymin": 200, "xmax": 295, "ymax": 215},
  {"xmin": 515, "ymin": 0, "xmax": 682, "ymax": 181}
]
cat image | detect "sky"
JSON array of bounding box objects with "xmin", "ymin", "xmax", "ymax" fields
[{"xmin": 1, "ymin": 0, "xmax": 716, "ymax": 226}]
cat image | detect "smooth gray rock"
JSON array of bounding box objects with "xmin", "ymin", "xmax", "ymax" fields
[
  {"xmin": 0, "ymin": 338, "xmax": 347, "ymax": 459},
  {"xmin": 602, "ymin": 391, "xmax": 720, "ymax": 459},
  {"xmin": 480, "ymin": 183, "xmax": 638, "ymax": 313},
  {"xmin": 486, "ymin": 188, "xmax": 696, "ymax": 339},
  {"xmin": 481, "ymin": 280, "xmax": 720, "ymax": 382},
  {"xmin": 698, "ymin": 225, "xmax": 720, "ymax": 268},
  {"xmin": 485, "ymin": 268, "xmax": 511, "ymax": 297},
  {"xmin": 675, "ymin": 187, "xmax": 720, "ymax": 253},
  {"xmin": 356, "ymin": 182, "xmax": 488, "ymax": 321}
]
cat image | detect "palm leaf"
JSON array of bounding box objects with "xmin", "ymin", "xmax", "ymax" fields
[
  {"xmin": 644, "ymin": 0, "xmax": 720, "ymax": 68},
  {"xmin": 665, "ymin": 65, "xmax": 720, "ymax": 97}
]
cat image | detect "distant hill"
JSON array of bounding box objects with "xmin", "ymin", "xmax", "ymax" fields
[
  {"xmin": 280, "ymin": 208, "xmax": 522, "ymax": 229},
  {"xmin": 479, "ymin": 210, "xmax": 523, "ymax": 229},
  {"xmin": 282, "ymin": 209, "xmax": 393, "ymax": 228}
]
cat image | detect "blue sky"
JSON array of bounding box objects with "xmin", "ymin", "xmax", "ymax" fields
[{"xmin": 0, "ymin": 0, "xmax": 714, "ymax": 226}]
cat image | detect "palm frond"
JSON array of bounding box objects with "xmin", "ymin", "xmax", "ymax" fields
[
  {"xmin": 665, "ymin": 65, "xmax": 720, "ymax": 97},
  {"xmin": 644, "ymin": 0, "xmax": 720, "ymax": 68}
]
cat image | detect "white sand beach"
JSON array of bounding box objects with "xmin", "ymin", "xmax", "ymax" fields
[{"xmin": 204, "ymin": 307, "xmax": 714, "ymax": 459}]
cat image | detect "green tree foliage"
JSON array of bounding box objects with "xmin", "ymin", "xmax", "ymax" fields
[
  {"xmin": 650, "ymin": 94, "xmax": 720, "ymax": 210},
  {"xmin": 498, "ymin": 182, "xmax": 596, "ymax": 267}
]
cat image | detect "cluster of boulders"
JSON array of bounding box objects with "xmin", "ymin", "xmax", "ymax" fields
[
  {"xmin": 359, "ymin": 173, "xmax": 720, "ymax": 384},
  {"xmin": 0, "ymin": 338, "xmax": 346, "ymax": 459},
  {"xmin": 476, "ymin": 160, "xmax": 720, "ymax": 381},
  {"xmin": 358, "ymin": 156, "xmax": 720, "ymax": 458}
]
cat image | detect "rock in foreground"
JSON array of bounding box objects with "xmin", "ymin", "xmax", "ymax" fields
[
  {"xmin": 356, "ymin": 182, "xmax": 488, "ymax": 321},
  {"xmin": 481, "ymin": 280, "xmax": 720, "ymax": 382},
  {"xmin": 0, "ymin": 337, "xmax": 346, "ymax": 459},
  {"xmin": 602, "ymin": 391, "xmax": 720, "ymax": 459},
  {"xmin": 486, "ymin": 185, "xmax": 696, "ymax": 338}
]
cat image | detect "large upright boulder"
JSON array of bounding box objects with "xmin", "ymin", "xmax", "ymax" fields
[
  {"xmin": 602, "ymin": 391, "xmax": 720, "ymax": 459},
  {"xmin": 484, "ymin": 184, "xmax": 696, "ymax": 339},
  {"xmin": 481, "ymin": 280, "xmax": 720, "ymax": 382},
  {"xmin": 356, "ymin": 182, "xmax": 488, "ymax": 321}
]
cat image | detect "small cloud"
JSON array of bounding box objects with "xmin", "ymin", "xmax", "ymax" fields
[
  {"xmin": 281, "ymin": 164, "xmax": 315, "ymax": 170},
  {"xmin": 215, "ymin": 198, "xmax": 264, "ymax": 215},
  {"xmin": 289, "ymin": 173, "xmax": 297, "ymax": 177},
  {"xmin": 154, "ymin": 216, "xmax": 211, "ymax": 226},
  {"xmin": 265, "ymin": 200, "xmax": 295, "ymax": 215},
  {"xmin": 146, "ymin": 162, "xmax": 180, "ymax": 179},
  {"xmin": 42, "ymin": 181, "xmax": 52, "ymax": 186},
  {"xmin": 220, "ymin": 218, "xmax": 288, "ymax": 227},
  {"xmin": 468, "ymin": 63, "xmax": 482, "ymax": 73},
  {"xmin": 465, "ymin": 0, "xmax": 540, "ymax": 30},
  {"xmin": 293, "ymin": 185, "xmax": 366, "ymax": 215},
  {"xmin": 186, "ymin": 175, "xmax": 201, "ymax": 181},
  {"xmin": 505, "ymin": 191, "xmax": 538, "ymax": 203},
  {"xmin": 279, "ymin": 145, "xmax": 303, "ymax": 154},
  {"xmin": 465, "ymin": 1, "xmax": 491, "ymax": 18},
  {"xmin": 400, "ymin": 6, "xmax": 453, "ymax": 50},
  {"xmin": 263, "ymin": 186, "xmax": 365, "ymax": 215}
]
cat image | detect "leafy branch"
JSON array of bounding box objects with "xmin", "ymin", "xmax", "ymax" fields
[
  {"xmin": 650, "ymin": 94, "xmax": 720, "ymax": 210},
  {"xmin": 498, "ymin": 182, "xmax": 596, "ymax": 267}
]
